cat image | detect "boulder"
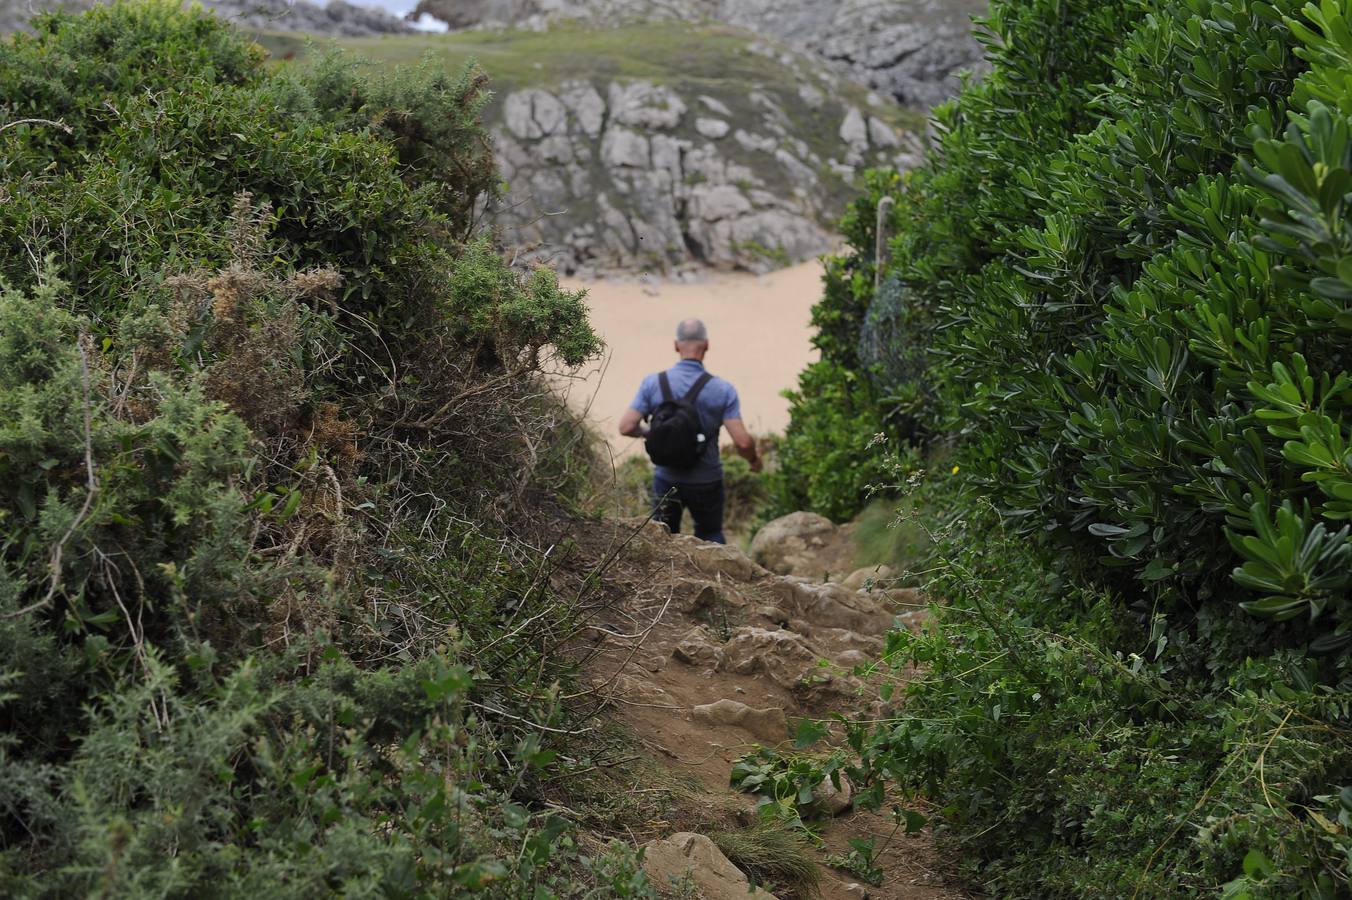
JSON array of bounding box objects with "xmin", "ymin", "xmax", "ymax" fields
[
  {"xmin": 690, "ymin": 184, "xmax": 753, "ymax": 222},
  {"xmin": 842, "ymin": 564, "xmax": 898, "ymax": 592},
  {"xmin": 868, "ymin": 116, "xmax": 900, "ymax": 148},
  {"xmin": 608, "ymin": 673, "xmax": 673, "ymax": 705},
  {"xmin": 692, "ymin": 699, "xmax": 788, "ymax": 743},
  {"xmin": 681, "ymin": 537, "xmax": 767, "ymax": 582},
  {"xmin": 696, "ymin": 116, "xmax": 732, "ymax": 139},
  {"xmin": 560, "ymin": 81, "xmax": 606, "ymax": 138},
  {"xmin": 716, "ymin": 627, "xmax": 821, "ymax": 689},
  {"xmin": 503, "ymin": 89, "xmax": 567, "ymax": 139},
  {"xmin": 600, "ymin": 127, "xmax": 651, "ymax": 168},
  {"xmin": 642, "ymin": 833, "xmax": 779, "ymax": 900},
  {"xmin": 839, "ymin": 108, "xmax": 869, "ymax": 147},
  {"xmin": 749, "ymin": 512, "xmax": 838, "ymax": 578},
  {"xmin": 609, "ymin": 81, "xmax": 687, "ymax": 130},
  {"xmin": 812, "ymin": 773, "xmax": 853, "ymax": 816},
  {"xmin": 672, "ymin": 626, "xmax": 721, "ymax": 667}
]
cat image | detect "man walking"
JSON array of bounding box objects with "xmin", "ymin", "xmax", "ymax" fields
[{"xmin": 619, "ymin": 318, "xmax": 761, "ymax": 544}]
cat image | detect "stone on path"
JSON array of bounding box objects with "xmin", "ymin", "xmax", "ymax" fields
[
  {"xmin": 842, "ymin": 564, "xmax": 898, "ymax": 591},
  {"xmin": 812, "ymin": 772, "xmax": 853, "ymax": 816},
  {"xmin": 748, "ymin": 511, "xmax": 838, "ymax": 578},
  {"xmin": 692, "ymin": 699, "xmax": 788, "ymax": 743},
  {"xmin": 642, "ymin": 833, "xmax": 779, "ymax": 900}
]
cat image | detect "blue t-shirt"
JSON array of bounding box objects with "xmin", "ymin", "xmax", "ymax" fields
[{"xmin": 631, "ymin": 359, "xmax": 741, "ymax": 484}]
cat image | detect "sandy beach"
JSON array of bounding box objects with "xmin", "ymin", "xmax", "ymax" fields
[{"xmin": 555, "ymin": 260, "xmax": 826, "ymax": 458}]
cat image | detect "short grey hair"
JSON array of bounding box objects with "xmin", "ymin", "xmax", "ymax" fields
[{"xmin": 675, "ymin": 318, "xmax": 708, "ymax": 342}]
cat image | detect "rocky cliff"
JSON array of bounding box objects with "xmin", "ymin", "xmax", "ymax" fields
[
  {"xmin": 478, "ymin": 27, "xmax": 923, "ymax": 275},
  {"xmin": 412, "ymin": 0, "xmax": 988, "ymax": 108},
  {"xmin": 493, "ymin": 88, "xmax": 918, "ymax": 275}
]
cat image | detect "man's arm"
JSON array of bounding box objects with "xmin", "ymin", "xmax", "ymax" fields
[
  {"xmin": 724, "ymin": 418, "xmax": 762, "ymax": 472},
  {"xmin": 619, "ymin": 407, "xmax": 647, "ymax": 439}
]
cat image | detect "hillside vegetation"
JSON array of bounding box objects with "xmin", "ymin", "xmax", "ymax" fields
[
  {"xmin": 0, "ymin": 4, "xmax": 650, "ymax": 894},
  {"xmin": 778, "ymin": 0, "xmax": 1352, "ymax": 895}
]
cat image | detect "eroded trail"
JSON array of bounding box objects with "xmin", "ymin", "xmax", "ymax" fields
[{"xmin": 580, "ymin": 516, "xmax": 968, "ymax": 899}]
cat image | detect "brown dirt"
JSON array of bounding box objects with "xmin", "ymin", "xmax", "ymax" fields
[{"xmin": 568, "ymin": 517, "xmax": 970, "ymax": 900}]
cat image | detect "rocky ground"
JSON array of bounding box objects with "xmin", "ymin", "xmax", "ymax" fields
[
  {"xmin": 572, "ymin": 511, "xmax": 965, "ymax": 898},
  {"xmin": 412, "ymin": 0, "xmax": 988, "ymax": 109}
]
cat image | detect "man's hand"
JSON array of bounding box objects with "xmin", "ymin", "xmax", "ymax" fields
[
  {"xmin": 724, "ymin": 418, "xmax": 761, "ymax": 472},
  {"xmin": 619, "ymin": 407, "xmax": 647, "ymax": 439}
]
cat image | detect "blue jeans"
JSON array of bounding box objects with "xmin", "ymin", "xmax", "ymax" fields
[{"xmin": 652, "ymin": 475, "xmax": 726, "ymax": 544}]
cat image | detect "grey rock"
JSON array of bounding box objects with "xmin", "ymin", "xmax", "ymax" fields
[
  {"xmin": 868, "ymin": 116, "xmax": 900, "ymax": 148},
  {"xmin": 503, "ymin": 89, "xmax": 567, "ymax": 139},
  {"xmin": 690, "ymin": 185, "xmax": 753, "ymax": 222},
  {"xmin": 715, "ymin": 626, "xmax": 829, "ymax": 690},
  {"xmin": 734, "ymin": 130, "xmax": 778, "ymax": 154},
  {"xmin": 609, "ymin": 80, "xmax": 687, "ymax": 130},
  {"xmin": 774, "ymin": 148, "xmax": 818, "ymax": 188},
  {"xmin": 812, "ymin": 772, "xmax": 853, "ymax": 816},
  {"xmin": 798, "ymin": 83, "xmax": 826, "ymax": 108},
  {"xmin": 696, "ymin": 117, "xmax": 732, "ymax": 139},
  {"xmin": 699, "ymin": 95, "xmax": 733, "ymax": 117},
  {"xmin": 840, "ymin": 108, "xmax": 869, "ymax": 147},
  {"xmin": 600, "ymin": 127, "xmax": 650, "ymax": 168},
  {"xmin": 560, "ymin": 81, "xmax": 607, "ymax": 138},
  {"xmin": 750, "ymin": 512, "xmax": 839, "ymax": 577}
]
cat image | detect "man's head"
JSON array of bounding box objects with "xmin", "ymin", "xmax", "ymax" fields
[{"xmin": 674, "ymin": 318, "xmax": 709, "ymax": 360}]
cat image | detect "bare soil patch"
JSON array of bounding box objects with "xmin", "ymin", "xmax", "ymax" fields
[{"xmin": 559, "ymin": 516, "xmax": 970, "ymax": 899}]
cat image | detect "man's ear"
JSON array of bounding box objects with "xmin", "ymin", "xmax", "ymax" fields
[{"xmin": 673, "ymin": 340, "xmax": 680, "ymax": 354}]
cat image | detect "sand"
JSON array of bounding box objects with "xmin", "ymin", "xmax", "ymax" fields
[{"xmin": 554, "ymin": 259, "xmax": 825, "ymax": 458}]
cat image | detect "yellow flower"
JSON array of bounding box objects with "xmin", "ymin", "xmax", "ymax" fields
[{"xmin": 951, "ymin": 465, "xmax": 961, "ymax": 475}]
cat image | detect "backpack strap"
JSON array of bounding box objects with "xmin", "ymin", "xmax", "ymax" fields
[
  {"xmin": 657, "ymin": 371, "xmax": 674, "ymax": 403},
  {"xmin": 682, "ymin": 372, "xmax": 714, "ymax": 404}
]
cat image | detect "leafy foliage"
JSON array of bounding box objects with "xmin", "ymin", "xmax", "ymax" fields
[
  {"xmin": 0, "ymin": 4, "xmax": 630, "ymax": 895},
  {"xmin": 782, "ymin": 0, "xmax": 1352, "ymax": 894},
  {"xmin": 848, "ymin": 496, "xmax": 1352, "ymax": 897}
]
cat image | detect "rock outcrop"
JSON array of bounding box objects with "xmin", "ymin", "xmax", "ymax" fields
[
  {"xmin": 487, "ymin": 68, "xmax": 921, "ymax": 275},
  {"xmin": 412, "ymin": 0, "xmax": 988, "ymax": 108}
]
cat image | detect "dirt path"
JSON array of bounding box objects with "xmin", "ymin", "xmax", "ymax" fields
[
  {"xmin": 556, "ymin": 262, "xmax": 825, "ymax": 458},
  {"xmin": 580, "ymin": 518, "xmax": 967, "ymax": 899}
]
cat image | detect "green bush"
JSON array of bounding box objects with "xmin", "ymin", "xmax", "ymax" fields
[
  {"xmin": 0, "ymin": 4, "xmax": 630, "ymax": 895},
  {"xmin": 848, "ymin": 498, "xmax": 1352, "ymax": 897},
  {"xmin": 781, "ymin": 0, "xmax": 1352, "ymax": 893}
]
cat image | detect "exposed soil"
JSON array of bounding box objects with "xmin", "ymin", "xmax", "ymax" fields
[{"xmin": 573, "ymin": 517, "xmax": 970, "ymax": 899}]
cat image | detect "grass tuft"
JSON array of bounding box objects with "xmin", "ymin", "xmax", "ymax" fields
[{"xmin": 711, "ymin": 823, "xmax": 821, "ymax": 897}]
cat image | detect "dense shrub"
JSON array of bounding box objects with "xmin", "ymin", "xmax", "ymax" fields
[
  {"xmin": 0, "ymin": 4, "xmax": 638, "ymax": 895},
  {"xmin": 848, "ymin": 493, "xmax": 1352, "ymax": 897},
  {"xmin": 781, "ymin": 0, "xmax": 1352, "ymax": 894}
]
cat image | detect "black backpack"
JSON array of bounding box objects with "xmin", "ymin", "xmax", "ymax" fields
[{"xmin": 644, "ymin": 371, "xmax": 713, "ymax": 470}]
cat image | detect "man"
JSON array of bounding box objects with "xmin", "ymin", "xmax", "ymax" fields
[{"xmin": 619, "ymin": 318, "xmax": 761, "ymax": 544}]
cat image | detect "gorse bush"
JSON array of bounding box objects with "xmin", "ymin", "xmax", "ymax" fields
[
  {"xmin": 781, "ymin": 0, "xmax": 1352, "ymax": 894},
  {"xmin": 0, "ymin": 4, "xmax": 642, "ymax": 895}
]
